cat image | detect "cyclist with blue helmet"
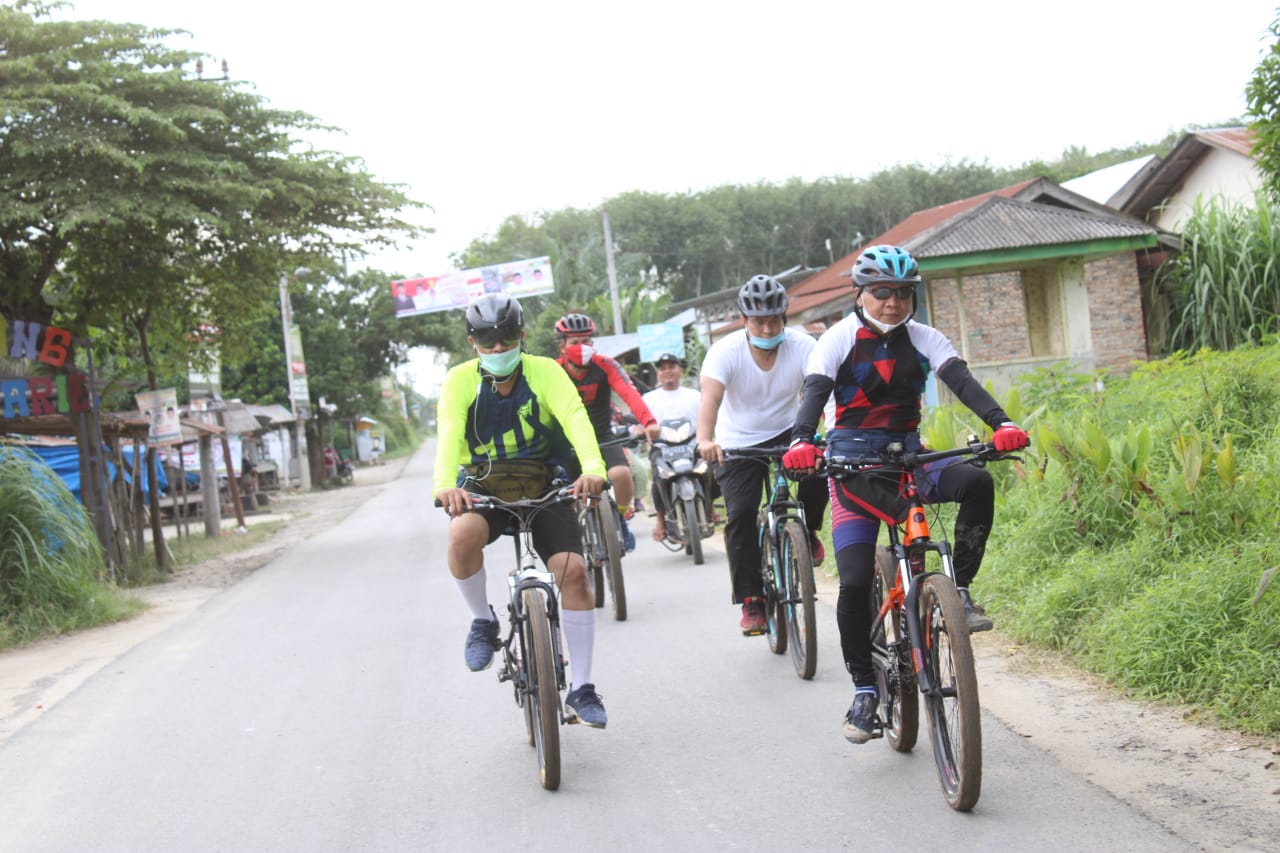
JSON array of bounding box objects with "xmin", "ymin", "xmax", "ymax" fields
[{"xmin": 780, "ymin": 245, "xmax": 1029, "ymax": 744}]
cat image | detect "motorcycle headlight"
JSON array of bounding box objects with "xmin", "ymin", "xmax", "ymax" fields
[
  {"xmin": 673, "ymin": 459, "xmax": 693, "ymax": 474},
  {"xmin": 658, "ymin": 468, "xmax": 676, "ymax": 479},
  {"xmin": 693, "ymin": 459, "xmax": 708, "ymax": 474}
]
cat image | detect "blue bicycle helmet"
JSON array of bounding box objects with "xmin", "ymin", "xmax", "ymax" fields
[
  {"xmin": 851, "ymin": 245, "xmax": 922, "ymax": 288},
  {"xmin": 737, "ymin": 274, "xmax": 789, "ymax": 317}
]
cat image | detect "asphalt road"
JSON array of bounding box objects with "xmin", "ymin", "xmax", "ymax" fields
[{"xmin": 0, "ymin": 449, "xmax": 1196, "ymax": 852}]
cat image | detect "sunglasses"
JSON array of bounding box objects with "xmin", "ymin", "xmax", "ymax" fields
[
  {"xmin": 472, "ymin": 328, "xmax": 522, "ymax": 348},
  {"xmin": 864, "ymin": 286, "xmax": 915, "ymax": 301}
]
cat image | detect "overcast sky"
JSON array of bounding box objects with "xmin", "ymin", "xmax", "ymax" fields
[{"xmin": 56, "ymin": 0, "xmax": 1278, "ymax": 280}]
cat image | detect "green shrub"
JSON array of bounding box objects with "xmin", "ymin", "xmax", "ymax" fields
[
  {"xmin": 942, "ymin": 343, "xmax": 1280, "ymax": 734},
  {"xmin": 0, "ymin": 447, "xmax": 142, "ymax": 648}
]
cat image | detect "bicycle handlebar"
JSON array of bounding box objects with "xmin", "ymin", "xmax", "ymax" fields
[
  {"xmin": 434, "ymin": 486, "xmax": 577, "ymax": 513},
  {"xmin": 822, "ymin": 439, "xmax": 1020, "ymax": 472},
  {"xmin": 720, "ymin": 445, "xmax": 792, "ymax": 461}
]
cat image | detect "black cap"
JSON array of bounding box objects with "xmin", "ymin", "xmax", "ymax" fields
[{"xmin": 654, "ymin": 352, "xmax": 685, "ymax": 366}]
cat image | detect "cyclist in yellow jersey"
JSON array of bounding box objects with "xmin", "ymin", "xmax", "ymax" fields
[{"xmin": 434, "ymin": 293, "xmax": 610, "ymax": 728}]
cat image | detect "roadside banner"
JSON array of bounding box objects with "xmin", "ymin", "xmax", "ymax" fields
[
  {"xmin": 135, "ymin": 388, "xmax": 182, "ymax": 446},
  {"xmin": 391, "ymin": 256, "xmax": 554, "ymax": 318},
  {"xmin": 638, "ymin": 321, "xmax": 686, "ymax": 362}
]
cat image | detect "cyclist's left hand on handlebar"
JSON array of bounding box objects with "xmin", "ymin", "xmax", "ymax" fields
[
  {"xmin": 572, "ymin": 474, "xmax": 606, "ymax": 502},
  {"xmin": 993, "ymin": 422, "xmax": 1030, "ymax": 452},
  {"xmin": 782, "ymin": 441, "xmax": 823, "ymax": 474}
]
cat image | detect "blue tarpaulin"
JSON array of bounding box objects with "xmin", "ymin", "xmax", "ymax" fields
[{"xmin": 21, "ymin": 444, "xmax": 168, "ymax": 502}]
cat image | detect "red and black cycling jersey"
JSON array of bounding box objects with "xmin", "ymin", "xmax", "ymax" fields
[{"xmin": 556, "ymin": 353, "xmax": 657, "ymax": 439}]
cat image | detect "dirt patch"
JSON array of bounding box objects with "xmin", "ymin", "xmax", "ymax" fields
[{"xmin": 4, "ymin": 460, "xmax": 1279, "ymax": 850}]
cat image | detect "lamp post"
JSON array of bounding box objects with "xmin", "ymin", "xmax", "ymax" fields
[{"xmin": 279, "ymin": 267, "xmax": 312, "ymax": 490}]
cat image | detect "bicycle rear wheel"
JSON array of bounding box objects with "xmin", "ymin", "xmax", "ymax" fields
[
  {"xmin": 595, "ymin": 501, "xmax": 627, "ymax": 621},
  {"xmin": 781, "ymin": 520, "xmax": 817, "ymax": 679},
  {"xmin": 872, "ymin": 547, "xmax": 917, "ymax": 752},
  {"xmin": 522, "ymin": 587, "xmax": 562, "ymax": 791},
  {"xmin": 918, "ymin": 574, "xmax": 981, "ymax": 811}
]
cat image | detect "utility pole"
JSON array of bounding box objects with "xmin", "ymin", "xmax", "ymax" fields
[
  {"xmin": 602, "ymin": 210, "xmax": 624, "ymax": 334},
  {"xmin": 278, "ymin": 269, "xmax": 312, "ymax": 490}
]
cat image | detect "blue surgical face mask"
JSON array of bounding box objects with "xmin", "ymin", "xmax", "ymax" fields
[
  {"xmin": 477, "ymin": 347, "xmax": 522, "ymax": 377},
  {"xmin": 748, "ymin": 331, "xmax": 785, "ymax": 350}
]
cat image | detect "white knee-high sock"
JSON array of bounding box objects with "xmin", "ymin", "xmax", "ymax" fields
[
  {"xmin": 455, "ymin": 570, "xmax": 493, "ymax": 621},
  {"xmin": 561, "ymin": 608, "xmax": 595, "ymax": 689}
]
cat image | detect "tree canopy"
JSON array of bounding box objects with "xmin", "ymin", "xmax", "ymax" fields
[{"xmin": 0, "ymin": 2, "xmax": 425, "ymax": 392}]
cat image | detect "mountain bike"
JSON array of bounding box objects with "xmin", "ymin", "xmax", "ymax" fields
[
  {"xmin": 722, "ymin": 446, "xmax": 818, "ymax": 680},
  {"xmin": 823, "ymin": 436, "xmax": 1017, "ymax": 811},
  {"xmin": 435, "ymin": 487, "xmax": 574, "ymax": 791},
  {"xmin": 577, "ymin": 429, "xmax": 643, "ymax": 621}
]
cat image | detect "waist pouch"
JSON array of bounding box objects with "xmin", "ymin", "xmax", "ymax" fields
[{"xmin": 460, "ymin": 459, "xmax": 553, "ymax": 502}]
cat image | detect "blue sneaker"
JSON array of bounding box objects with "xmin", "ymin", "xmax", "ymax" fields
[
  {"xmin": 464, "ymin": 606, "xmax": 501, "ymax": 672},
  {"xmin": 842, "ymin": 691, "xmax": 877, "ymax": 744},
  {"xmin": 565, "ymin": 683, "xmax": 608, "ymax": 728},
  {"xmin": 618, "ymin": 516, "xmax": 636, "ymax": 554}
]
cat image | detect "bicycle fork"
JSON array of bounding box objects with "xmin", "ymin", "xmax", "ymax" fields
[{"xmin": 884, "ymin": 537, "xmax": 958, "ymax": 700}]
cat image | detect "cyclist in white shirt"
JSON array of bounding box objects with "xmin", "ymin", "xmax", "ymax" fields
[{"xmin": 696, "ymin": 275, "xmax": 829, "ymax": 636}]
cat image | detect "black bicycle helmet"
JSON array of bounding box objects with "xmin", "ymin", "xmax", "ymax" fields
[
  {"xmin": 554, "ymin": 312, "xmax": 596, "ymax": 338},
  {"xmin": 737, "ymin": 274, "xmax": 789, "ymax": 317},
  {"xmin": 851, "ymin": 245, "xmax": 922, "ymax": 288},
  {"xmin": 466, "ymin": 293, "xmax": 524, "ymax": 343}
]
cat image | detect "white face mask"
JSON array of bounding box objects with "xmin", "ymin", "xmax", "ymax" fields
[{"xmin": 862, "ymin": 313, "xmax": 908, "ymax": 335}]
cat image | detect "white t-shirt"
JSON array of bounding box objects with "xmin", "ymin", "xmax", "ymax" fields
[
  {"xmin": 700, "ymin": 327, "xmax": 815, "ymax": 448},
  {"xmin": 642, "ymin": 385, "xmax": 701, "ymax": 427}
]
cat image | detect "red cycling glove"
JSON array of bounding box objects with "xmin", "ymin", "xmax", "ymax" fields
[
  {"xmin": 993, "ymin": 422, "xmax": 1029, "ymax": 452},
  {"xmin": 782, "ymin": 442, "xmax": 823, "ymax": 471}
]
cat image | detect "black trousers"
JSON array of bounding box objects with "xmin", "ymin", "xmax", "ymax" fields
[{"xmin": 715, "ymin": 430, "xmax": 828, "ymax": 604}]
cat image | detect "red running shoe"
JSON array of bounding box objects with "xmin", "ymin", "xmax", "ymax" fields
[
  {"xmin": 740, "ymin": 596, "xmax": 767, "ymax": 635},
  {"xmin": 809, "ymin": 533, "xmax": 825, "ymax": 567}
]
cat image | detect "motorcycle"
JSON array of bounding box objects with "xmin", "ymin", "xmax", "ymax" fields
[{"xmin": 651, "ymin": 417, "xmax": 715, "ymax": 565}]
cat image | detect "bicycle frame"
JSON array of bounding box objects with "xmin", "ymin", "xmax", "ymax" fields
[
  {"xmin": 437, "ymin": 486, "xmax": 574, "ymax": 789},
  {"xmin": 723, "ymin": 446, "xmax": 818, "ymax": 678},
  {"xmin": 825, "ymin": 436, "xmax": 1017, "ymax": 811}
]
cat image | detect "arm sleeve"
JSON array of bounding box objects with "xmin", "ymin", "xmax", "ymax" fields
[
  {"xmin": 597, "ymin": 354, "xmax": 656, "ymax": 425},
  {"xmin": 937, "ymin": 357, "xmax": 1010, "ymax": 430},
  {"xmin": 433, "ymin": 364, "xmax": 477, "ymax": 493},
  {"xmin": 792, "ymin": 374, "xmax": 835, "ymax": 443},
  {"xmin": 543, "ymin": 363, "xmax": 608, "ymax": 479}
]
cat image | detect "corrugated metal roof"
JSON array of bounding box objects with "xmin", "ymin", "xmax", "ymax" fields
[
  {"xmin": 1121, "ymin": 127, "xmax": 1256, "ymax": 218},
  {"xmin": 245, "ymin": 403, "xmax": 295, "ymax": 425},
  {"xmin": 906, "ymin": 197, "xmax": 1156, "ymax": 257}
]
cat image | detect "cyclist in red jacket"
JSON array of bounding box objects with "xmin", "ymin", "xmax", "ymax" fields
[{"xmin": 555, "ymin": 313, "xmax": 660, "ymax": 552}]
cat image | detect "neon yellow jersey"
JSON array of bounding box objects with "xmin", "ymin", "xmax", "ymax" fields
[{"xmin": 433, "ymin": 353, "xmax": 607, "ymax": 494}]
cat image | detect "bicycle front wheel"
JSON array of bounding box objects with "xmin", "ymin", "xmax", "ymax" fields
[
  {"xmin": 595, "ymin": 501, "xmax": 627, "ymax": 621},
  {"xmin": 918, "ymin": 574, "xmax": 981, "ymax": 811},
  {"xmin": 760, "ymin": 533, "xmax": 787, "ymax": 655},
  {"xmin": 581, "ymin": 511, "xmax": 607, "ymax": 609},
  {"xmin": 873, "ymin": 547, "xmax": 917, "ymax": 752},
  {"xmin": 681, "ymin": 497, "xmax": 704, "ymax": 565},
  {"xmin": 522, "ymin": 587, "xmax": 562, "ymax": 791},
  {"xmin": 781, "ymin": 520, "xmax": 817, "ymax": 679}
]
